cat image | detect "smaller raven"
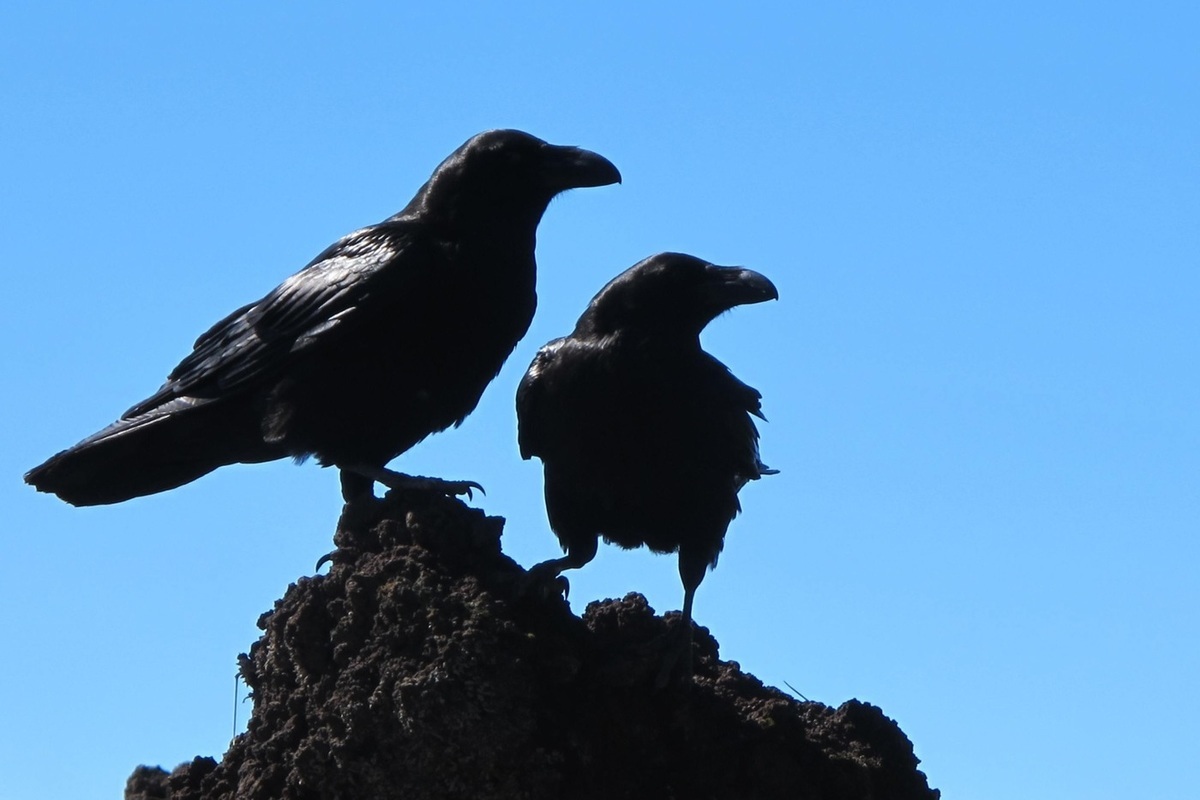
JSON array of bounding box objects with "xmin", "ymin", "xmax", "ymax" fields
[{"xmin": 517, "ymin": 252, "xmax": 778, "ymax": 682}]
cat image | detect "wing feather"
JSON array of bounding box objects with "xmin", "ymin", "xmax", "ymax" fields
[{"xmin": 123, "ymin": 223, "xmax": 414, "ymax": 418}]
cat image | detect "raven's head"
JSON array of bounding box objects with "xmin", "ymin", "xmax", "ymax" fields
[
  {"xmin": 578, "ymin": 252, "xmax": 778, "ymax": 340},
  {"xmin": 413, "ymin": 129, "xmax": 620, "ymax": 224}
]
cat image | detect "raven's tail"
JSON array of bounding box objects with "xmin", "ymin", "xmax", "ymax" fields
[{"xmin": 25, "ymin": 399, "xmax": 276, "ymax": 506}]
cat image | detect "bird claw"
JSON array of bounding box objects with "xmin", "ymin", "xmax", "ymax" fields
[
  {"xmin": 315, "ymin": 547, "xmax": 361, "ymax": 572},
  {"xmin": 654, "ymin": 619, "xmax": 695, "ymax": 688},
  {"xmin": 548, "ymin": 574, "xmax": 571, "ymax": 600},
  {"xmin": 516, "ymin": 565, "xmax": 571, "ymax": 600},
  {"xmin": 347, "ymin": 465, "xmax": 485, "ymax": 499},
  {"xmin": 454, "ymin": 479, "xmax": 486, "ymax": 500},
  {"xmin": 414, "ymin": 477, "xmax": 483, "ymax": 499}
]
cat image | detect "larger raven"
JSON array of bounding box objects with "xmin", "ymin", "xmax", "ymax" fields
[
  {"xmin": 517, "ymin": 252, "xmax": 778, "ymax": 681},
  {"xmin": 27, "ymin": 129, "xmax": 620, "ymax": 506}
]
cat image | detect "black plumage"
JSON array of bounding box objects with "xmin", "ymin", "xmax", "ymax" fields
[
  {"xmin": 27, "ymin": 129, "xmax": 620, "ymax": 506},
  {"xmin": 517, "ymin": 252, "xmax": 778, "ymax": 680}
]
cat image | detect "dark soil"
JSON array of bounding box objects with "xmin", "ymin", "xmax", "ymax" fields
[{"xmin": 126, "ymin": 490, "xmax": 939, "ymax": 799}]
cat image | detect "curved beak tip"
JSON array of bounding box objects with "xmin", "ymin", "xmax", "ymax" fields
[
  {"xmin": 737, "ymin": 269, "xmax": 779, "ymax": 304},
  {"xmin": 587, "ymin": 156, "xmax": 622, "ymax": 188},
  {"xmin": 554, "ymin": 147, "xmax": 621, "ymax": 189}
]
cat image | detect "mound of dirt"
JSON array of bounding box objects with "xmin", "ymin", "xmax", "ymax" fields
[{"xmin": 126, "ymin": 491, "xmax": 938, "ymax": 799}]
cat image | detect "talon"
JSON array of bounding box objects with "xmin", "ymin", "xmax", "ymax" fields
[
  {"xmin": 316, "ymin": 548, "xmax": 360, "ymax": 571},
  {"xmin": 433, "ymin": 478, "xmax": 485, "ymax": 499},
  {"xmin": 451, "ymin": 479, "xmax": 486, "ymax": 500},
  {"xmin": 517, "ymin": 565, "xmax": 570, "ymax": 600},
  {"xmin": 655, "ymin": 617, "xmax": 695, "ymax": 688},
  {"xmin": 341, "ymin": 464, "xmax": 484, "ymax": 499}
]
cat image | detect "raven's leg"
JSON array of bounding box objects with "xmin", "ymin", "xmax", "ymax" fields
[
  {"xmin": 340, "ymin": 469, "xmax": 376, "ymax": 503},
  {"xmin": 656, "ymin": 547, "xmax": 709, "ymax": 687},
  {"xmin": 313, "ymin": 471, "xmax": 382, "ymax": 571},
  {"xmin": 340, "ymin": 464, "xmax": 484, "ymax": 501},
  {"xmin": 522, "ymin": 534, "xmax": 599, "ymax": 599}
]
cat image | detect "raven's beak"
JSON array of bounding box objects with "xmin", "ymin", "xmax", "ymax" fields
[
  {"xmin": 544, "ymin": 145, "xmax": 622, "ymax": 190},
  {"xmin": 704, "ymin": 266, "xmax": 779, "ymax": 310}
]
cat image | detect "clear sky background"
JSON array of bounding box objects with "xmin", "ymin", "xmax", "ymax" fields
[{"xmin": 3, "ymin": 3, "xmax": 1197, "ymax": 799}]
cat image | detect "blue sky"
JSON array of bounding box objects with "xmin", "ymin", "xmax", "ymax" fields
[{"xmin": 4, "ymin": 3, "xmax": 1197, "ymax": 799}]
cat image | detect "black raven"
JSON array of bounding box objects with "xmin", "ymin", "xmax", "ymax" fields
[
  {"xmin": 516, "ymin": 252, "xmax": 778, "ymax": 682},
  {"xmin": 27, "ymin": 129, "xmax": 620, "ymax": 506}
]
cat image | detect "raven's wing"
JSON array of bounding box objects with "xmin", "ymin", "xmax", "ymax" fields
[
  {"xmin": 124, "ymin": 222, "xmax": 417, "ymax": 418},
  {"xmin": 698, "ymin": 353, "xmax": 775, "ymax": 483},
  {"xmin": 516, "ymin": 339, "xmax": 566, "ymax": 460}
]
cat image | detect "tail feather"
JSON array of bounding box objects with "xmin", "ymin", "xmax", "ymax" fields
[{"xmin": 26, "ymin": 399, "xmax": 279, "ymax": 506}]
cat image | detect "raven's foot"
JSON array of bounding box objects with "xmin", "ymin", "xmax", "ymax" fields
[
  {"xmin": 317, "ymin": 492, "xmax": 382, "ymax": 571},
  {"xmin": 343, "ymin": 464, "xmax": 484, "ymax": 500},
  {"xmin": 382, "ymin": 473, "xmax": 484, "ymax": 499},
  {"xmin": 315, "ymin": 548, "xmax": 360, "ymax": 572},
  {"xmin": 654, "ymin": 618, "xmax": 695, "ymax": 688},
  {"xmin": 516, "ymin": 560, "xmax": 572, "ymax": 600}
]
